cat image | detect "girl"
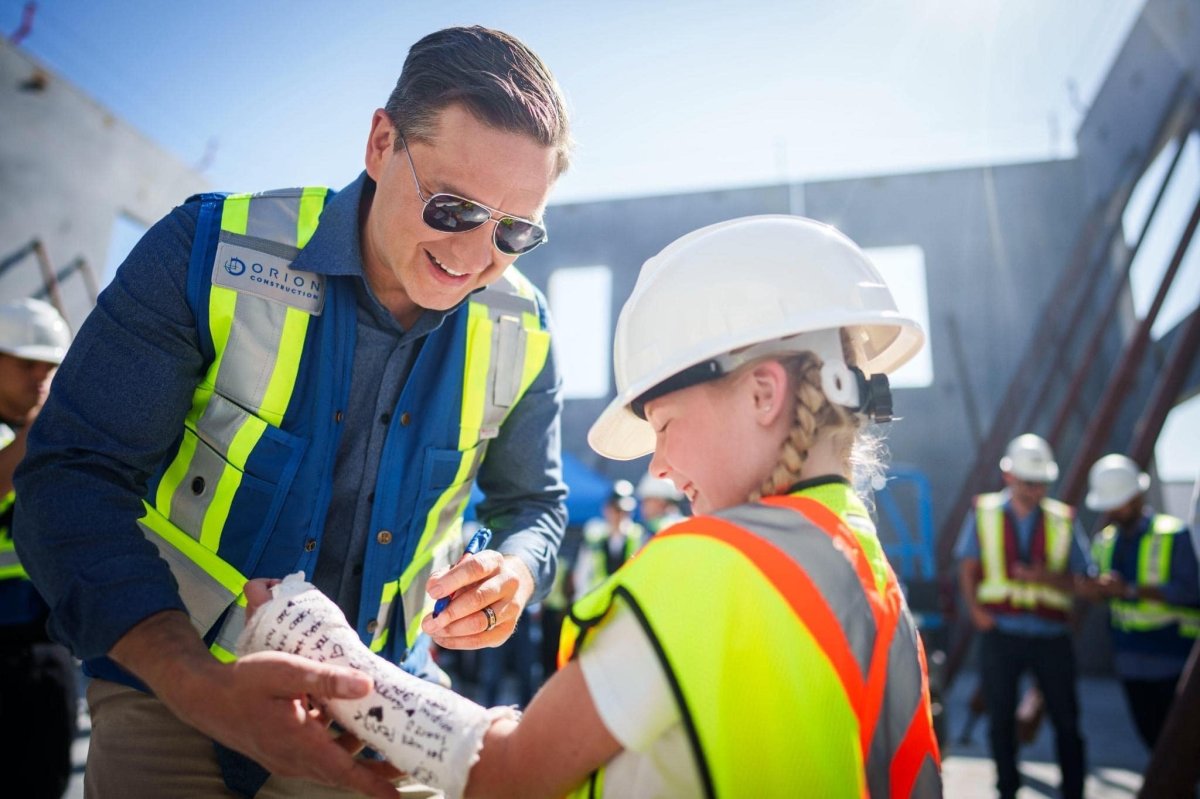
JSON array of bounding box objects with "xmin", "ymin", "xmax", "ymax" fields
[{"xmin": 245, "ymin": 215, "xmax": 943, "ymax": 798}]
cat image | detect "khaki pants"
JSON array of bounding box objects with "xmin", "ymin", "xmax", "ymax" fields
[{"xmin": 85, "ymin": 679, "xmax": 441, "ymax": 798}]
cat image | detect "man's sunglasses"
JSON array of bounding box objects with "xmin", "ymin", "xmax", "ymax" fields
[{"xmin": 398, "ymin": 133, "xmax": 548, "ymax": 256}]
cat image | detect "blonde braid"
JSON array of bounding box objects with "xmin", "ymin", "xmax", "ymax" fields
[{"xmin": 748, "ymin": 335, "xmax": 864, "ymax": 502}]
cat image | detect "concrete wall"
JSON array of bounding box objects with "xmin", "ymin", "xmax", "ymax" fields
[{"xmin": 0, "ymin": 39, "xmax": 207, "ymax": 328}]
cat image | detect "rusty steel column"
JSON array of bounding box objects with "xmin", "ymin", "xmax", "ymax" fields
[
  {"xmin": 1059, "ymin": 196, "xmax": 1200, "ymax": 504},
  {"xmin": 1138, "ymin": 639, "xmax": 1200, "ymax": 798},
  {"xmin": 1128, "ymin": 306, "xmax": 1200, "ymax": 467}
]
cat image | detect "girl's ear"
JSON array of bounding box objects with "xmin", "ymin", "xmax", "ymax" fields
[{"xmin": 748, "ymin": 360, "xmax": 789, "ymax": 427}]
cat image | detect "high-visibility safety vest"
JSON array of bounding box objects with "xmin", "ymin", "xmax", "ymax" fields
[
  {"xmin": 134, "ymin": 187, "xmax": 550, "ymax": 664},
  {"xmin": 1092, "ymin": 514, "xmax": 1200, "ymax": 639},
  {"xmin": 579, "ymin": 520, "xmax": 646, "ymax": 594},
  {"xmin": 0, "ymin": 490, "xmax": 26, "ymax": 582},
  {"xmin": 974, "ymin": 492, "xmax": 1074, "ymax": 621},
  {"xmin": 560, "ymin": 482, "xmax": 942, "ymax": 798}
]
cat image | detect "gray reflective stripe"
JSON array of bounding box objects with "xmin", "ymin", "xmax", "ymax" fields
[
  {"xmin": 139, "ymin": 518, "xmax": 237, "ymax": 635},
  {"xmin": 217, "ymin": 230, "xmax": 302, "ymax": 263},
  {"xmin": 0, "ymin": 549, "xmax": 20, "ymax": 569},
  {"xmin": 476, "ymin": 279, "xmax": 538, "ymax": 317},
  {"xmin": 866, "ymin": 613, "xmax": 925, "ymax": 798},
  {"xmin": 244, "ymin": 191, "xmax": 303, "ymax": 246},
  {"xmin": 214, "ymin": 293, "xmax": 290, "ymax": 406},
  {"xmin": 213, "ymin": 605, "xmax": 246, "ymax": 654},
  {"xmin": 492, "ymin": 315, "xmax": 524, "ymax": 409},
  {"xmin": 717, "ymin": 503, "xmax": 877, "ymax": 681},
  {"xmin": 911, "ymin": 757, "xmax": 943, "ymax": 798},
  {"xmin": 195, "ymin": 392, "xmax": 256, "ymax": 454},
  {"xmin": 166, "ymin": 436, "xmax": 233, "ymax": 541}
]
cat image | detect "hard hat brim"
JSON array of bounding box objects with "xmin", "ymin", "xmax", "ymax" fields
[
  {"xmin": 0, "ymin": 343, "xmax": 65, "ymax": 365},
  {"xmin": 588, "ymin": 399, "xmax": 656, "ymax": 461}
]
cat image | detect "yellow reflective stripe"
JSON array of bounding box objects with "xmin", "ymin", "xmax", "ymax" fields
[
  {"xmin": 1093, "ymin": 527, "xmax": 1116, "ymax": 574},
  {"xmin": 259, "ymin": 308, "xmax": 309, "ymax": 426},
  {"xmin": 370, "ymin": 581, "xmax": 400, "ymax": 653},
  {"xmin": 220, "ymin": 193, "xmax": 252, "ymax": 235},
  {"xmin": 460, "ymin": 304, "xmax": 491, "ymax": 448},
  {"xmin": 211, "ymin": 645, "xmax": 237, "ymax": 663},
  {"xmin": 156, "ymin": 431, "xmax": 198, "ymax": 518},
  {"xmin": 139, "ymin": 503, "xmax": 247, "ymax": 594},
  {"xmin": 198, "ymin": 415, "xmax": 267, "ymax": 550}
]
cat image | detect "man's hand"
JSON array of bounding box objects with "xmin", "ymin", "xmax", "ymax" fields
[
  {"xmin": 111, "ymin": 610, "xmax": 400, "ymax": 799},
  {"xmin": 421, "ymin": 552, "xmax": 535, "ymax": 649}
]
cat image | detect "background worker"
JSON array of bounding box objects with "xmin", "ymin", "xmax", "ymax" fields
[
  {"xmin": 0, "ymin": 298, "xmax": 76, "ymax": 799},
  {"xmin": 571, "ymin": 479, "xmax": 646, "ymax": 597},
  {"xmin": 956, "ymin": 433, "xmax": 1090, "ymax": 799},
  {"xmin": 1083, "ymin": 453, "xmax": 1200, "ymax": 750},
  {"xmin": 424, "ymin": 215, "xmax": 941, "ymax": 796},
  {"xmin": 634, "ymin": 471, "xmax": 686, "ymax": 535},
  {"xmin": 13, "ymin": 26, "xmax": 570, "ymax": 798}
]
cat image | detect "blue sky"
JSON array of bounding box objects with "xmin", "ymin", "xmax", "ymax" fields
[
  {"xmin": 8, "ymin": 1, "xmax": 1197, "ymax": 488},
  {"xmin": 4, "ymin": 0, "xmax": 1142, "ymax": 201}
]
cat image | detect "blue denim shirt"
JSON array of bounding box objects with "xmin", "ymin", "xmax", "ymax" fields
[
  {"xmin": 955, "ymin": 489, "xmax": 1091, "ymax": 637},
  {"xmin": 12, "ymin": 172, "xmax": 567, "ymax": 663}
]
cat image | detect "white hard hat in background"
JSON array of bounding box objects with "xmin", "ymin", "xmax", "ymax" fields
[
  {"xmin": 588, "ymin": 215, "xmax": 925, "ymax": 460},
  {"xmin": 1000, "ymin": 434, "xmax": 1059, "ymax": 483},
  {"xmin": 0, "ymin": 298, "xmax": 71, "ymax": 364},
  {"xmin": 636, "ymin": 473, "xmax": 683, "ymax": 502},
  {"xmin": 1086, "ymin": 454, "xmax": 1150, "ymax": 512}
]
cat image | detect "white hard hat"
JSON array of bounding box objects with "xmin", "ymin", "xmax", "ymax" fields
[
  {"xmin": 1086, "ymin": 454, "xmax": 1150, "ymax": 512},
  {"xmin": 636, "ymin": 473, "xmax": 683, "ymax": 502},
  {"xmin": 588, "ymin": 215, "xmax": 924, "ymax": 460},
  {"xmin": 1000, "ymin": 434, "xmax": 1058, "ymax": 483},
  {"xmin": 0, "ymin": 298, "xmax": 71, "ymax": 364}
]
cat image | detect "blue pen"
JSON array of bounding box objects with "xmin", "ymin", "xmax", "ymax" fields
[{"xmin": 432, "ymin": 526, "xmax": 493, "ymax": 618}]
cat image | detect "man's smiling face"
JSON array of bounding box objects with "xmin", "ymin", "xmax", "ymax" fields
[{"xmin": 361, "ymin": 103, "xmax": 557, "ymax": 328}]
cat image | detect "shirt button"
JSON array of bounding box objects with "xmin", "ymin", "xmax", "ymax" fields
[
  {"xmin": 304, "ymin": 539, "xmax": 317, "ymax": 552},
  {"xmin": 334, "ymin": 410, "xmax": 344, "ymax": 423},
  {"xmin": 377, "ymin": 530, "xmax": 393, "ymax": 545},
  {"xmin": 400, "ymin": 412, "xmax": 411, "ymax": 426},
  {"xmin": 190, "ymin": 476, "xmax": 206, "ymax": 495},
  {"xmin": 380, "ymin": 412, "xmax": 391, "ymax": 425},
  {"xmin": 366, "ymin": 619, "xmax": 378, "ymax": 634}
]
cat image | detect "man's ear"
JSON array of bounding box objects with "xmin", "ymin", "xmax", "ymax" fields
[
  {"xmin": 748, "ymin": 361, "xmax": 789, "ymax": 426},
  {"xmin": 365, "ymin": 109, "xmax": 395, "ymax": 180}
]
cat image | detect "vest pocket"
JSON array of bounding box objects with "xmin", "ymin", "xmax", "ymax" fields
[{"xmin": 166, "ymin": 392, "xmax": 307, "ymax": 572}]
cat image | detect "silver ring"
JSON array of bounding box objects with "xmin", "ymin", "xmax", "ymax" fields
[{"xmin": 483, "ymin": 606, "xmax": 498, "ymax": 632}]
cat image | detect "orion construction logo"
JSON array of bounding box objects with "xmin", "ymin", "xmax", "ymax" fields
[{"xmin": 224, "ymin": 256, "xmax": 246, "ymax": 276}]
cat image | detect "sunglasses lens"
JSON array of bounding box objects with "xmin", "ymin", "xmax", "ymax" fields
[
  {"xmin": 423, "ymin": 195, "xmax": 492, "ymax": 232},
  {"xmin": 422, "ymin": 194, "xmax": 547, "ymax": 255},
  {"xmin": 494, "ymin": 218, "xmax": 547, "ymax": 255}
]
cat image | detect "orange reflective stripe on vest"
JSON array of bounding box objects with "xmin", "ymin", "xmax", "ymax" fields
[{"xmin": 762, "ymin": 495, "xmax": 940, "ymax": 795}]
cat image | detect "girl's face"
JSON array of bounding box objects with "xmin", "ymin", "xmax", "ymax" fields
[{"xmin": 644, "ymin": 365, "xmax": 789, "ymax": 515}]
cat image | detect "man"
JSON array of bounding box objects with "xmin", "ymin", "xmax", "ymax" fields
[
  {"xmin": 635, "ymin": 471, "xmax": 686, "ymax": 535},
  {"xmin": 572, "ymin": 479, "xmax": 646, "ymax": 597},
  {"xmin": 1083, "ymin": 453, "xmax": 1200, "ymax": 750},
  {"xmin": 956, "ymin": 433, "xmax": 1090, "ymax": 799},
  {"xmin": 14, "ymin": 26, "xmax": 570, "ymax": 798},
  {"xmin": 0, "ymin": 298, "xmax": 76, "ymax": 799}
]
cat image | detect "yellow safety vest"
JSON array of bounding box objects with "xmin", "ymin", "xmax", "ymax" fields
[
  {"xmin": 975, "ymin": 493, "xmax": 1074, "ymax": 619},
  {"xmin": 136, "ymin": 187, "xmax": 550, "ymax": 663},
  {"xmin": 1093, "ymin": 514, "xmax": 1200, "ymax": 638},
  {"xmin": 561, "ymin": 482, "xmax": 941, "ymax": 798}
]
